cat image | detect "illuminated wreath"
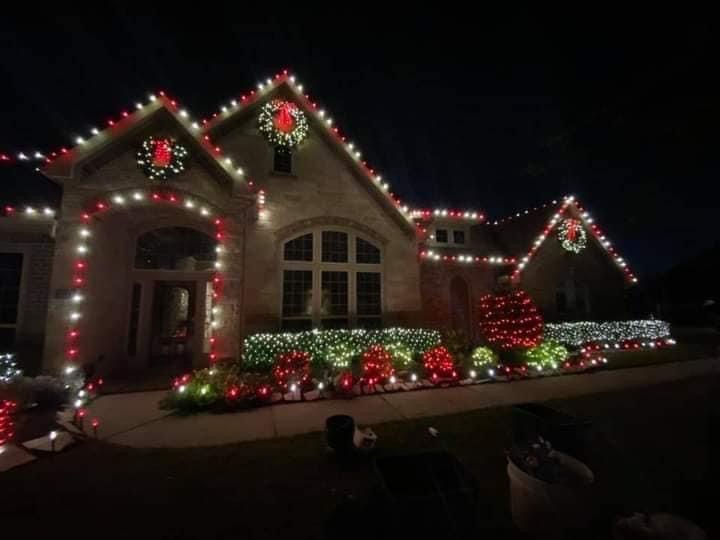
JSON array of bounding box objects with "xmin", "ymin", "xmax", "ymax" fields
[
  {"xmin": 258, "ymin": 100, "xmax": 309, "ymax": 149},
  {"xmin": 557, "ymin": 218, "xmax": 587, "ymax": 253},
  {"xmin": 136, "ymin": 137, "xmax": 188, "ymax": 180}
]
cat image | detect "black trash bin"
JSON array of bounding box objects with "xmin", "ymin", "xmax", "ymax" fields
[
  {"xmin": 373, "ymin": 451, "xmax": 479, "ymax": 537},
  {"xmin": 325, "ymin": 415, "xmax": 355, "ymax": 455},
  {"xmin": 512, "ymin": 403, "xmax": 591, "ymax": 458}
]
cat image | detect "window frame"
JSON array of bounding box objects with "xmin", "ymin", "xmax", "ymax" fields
[
  {"xmin": 0, "ymin": 250, "xmax": 28, "ymax": 346},
  {"xmin": 280, "ymin": 228, "xmax": 384, "ymax": 329},
  {"xmin": 272, "ymin": 147, "xmax": 293, "ymax": 175}
]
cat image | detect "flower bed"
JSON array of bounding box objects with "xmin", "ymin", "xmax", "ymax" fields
[{"xmin": 162, "ymin": 321, "xmax": 677, "ymax": 412}]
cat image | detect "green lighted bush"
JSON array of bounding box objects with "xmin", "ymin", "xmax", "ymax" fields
[
  {"xmin": 242, "ymin": 328, "xmax": 441, "ymax": 373},
  {"xmin": 470, "ymin": 346, "xmax": 497, "ymax": 368},
  {"xmin": 523, "ymin": 341, "xmax": 569, "ymax": 372},
  {"xmin": 386, "ymin": 342, "xmax": 414, "ymax": 371}
]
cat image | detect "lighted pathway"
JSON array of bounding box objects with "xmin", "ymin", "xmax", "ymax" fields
[{"xmin": 81, "ymin": 357, "xmax": 720, "ymax": 448}]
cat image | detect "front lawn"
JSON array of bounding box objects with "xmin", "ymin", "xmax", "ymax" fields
[
  {"xmin": 2, "ymin": 375, "xmax": 720, "ymax": 538},
  {"xmin": 604, "ymin": 342, "xmax": 718, "ymax": 370}
]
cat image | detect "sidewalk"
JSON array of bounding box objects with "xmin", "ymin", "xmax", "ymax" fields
[{"xmin": 85, "ymin": 357, "xmax": 720, "ymax": 448}]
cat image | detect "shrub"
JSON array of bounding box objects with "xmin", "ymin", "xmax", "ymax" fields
[
  {"xmin": 386, "ymin": 342, "xmax": 414, "ymax": 371},
  {"xmin": 478, "ymin": 290, "xmax": 543, "ymax": 350},
  {"xmin": 360, "ymin": 345, "xmax": 394, "ymax": 386},
  {"xmin": 1, "ymin": 375, "xmax": 68, "ymax": 410},
  {"xmin": 470, "ymin": 346, "xmax": 497, "ymax": 368},
  {"xmin": 243, "ymin": 328, "xmax": 441, "ymax": 372},
  {"xmin": 442, "ymin": 329, "xmax": 471, "ymax": 362},
  {"xmin": 422, "ymin": 346, "xmax": 457, "ymax": 381},
  {"xmin": 524, "ymin": 341, "xmax": 569, "ymax": 371},
  {"xmin": 165, "ymin": 364, "xmax": 273, "ymax": 412},
  {"xmin": 272, "ymin": 351, "xmax": 311, "ymax": 391},
  {"xmin": 544, "ymin": 320, "xmax": 671, "ymax": 347},
  {"xmin": 325, "ymin": 342, "xmax": 358, "ymax": 372}
]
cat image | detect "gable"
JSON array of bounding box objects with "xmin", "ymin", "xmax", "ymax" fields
[
  {"xmin": 203, "ymin": 73, "xmax": 416, "ymax": 237},
  {"xmin": 40, "ymin": 98, "xmax": 252, "ymax": 201},
  {"xmin": 497, "ymin": 196, "xmax": 638, "ymax": 284}
]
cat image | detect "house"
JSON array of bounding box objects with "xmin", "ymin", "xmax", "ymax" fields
[{"xmin": 0, "ymin": 71, "xmax": 637, "ymax": 378}]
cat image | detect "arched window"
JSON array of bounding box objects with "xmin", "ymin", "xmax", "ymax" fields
[
  {"xmin": 281, "ymin": 229, "xmax": 383, "ymax": 330},
  {"xmin": 135, "ymin": 227, "xmax": 216, "ymax": 271}
]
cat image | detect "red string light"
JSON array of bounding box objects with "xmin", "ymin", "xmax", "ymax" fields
[
  {"xmin": 478, "ymin": 289, "xmax": 543, "ymax": 350},
  {"xmin": 422, "ymin": 346, "xmax": 457, "ymax": 381},
  {"xmin": 272, "ymin": 350, "xmax": 311, "ymax": 391},
  {"xmin": 0, "ymin": 399, "xmax": 17, "ymax": 447},
  {"xmin": 360, "ymin": 345, "xmax": 394, "ymax": 387}
]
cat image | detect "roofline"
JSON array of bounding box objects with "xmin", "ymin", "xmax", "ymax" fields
[
  {"xmin": 510, "ymin": 195, "xmax": 638, "ymax": 284},
  {"xmin": 37, "ymin": 96, "xmax": 253, "ymax": 201},
  {"xmin": 201, "ymin": 72, "xmax": 417, "ymax": 236}
]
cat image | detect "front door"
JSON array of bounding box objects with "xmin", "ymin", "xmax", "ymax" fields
[{"xmin": 149, "ymin": 281, "xmax": 196, "ymax": 369}]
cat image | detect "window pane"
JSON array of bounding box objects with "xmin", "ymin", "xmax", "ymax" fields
[
  {"xmin": 281, "ymin": 318, "xmax": 313, "ymax": 331},
  {"xmin": 0, "ymin": 253, "xmax": 23, "ymax": 325},
  {"xmin": 321, "ymin": 271, "xmax": 348, "ymax": 316},
  {"xmin": 435, "ymin": 229, "xmax": 448, "ymax": 243},
  {"xmin": 282, "ymin": 270, "xmax": 313, "ymax": 316},
  {"xmin": 357, "ymin": 317, "xmax": 382, "ymax": 329},
  {"xmin": 127, "ymin": 283, "xmax": 142, "ymax": 356},
  {"xmin": 356, "ymin": 237, "xmax": 381, "ymax": 264},
  {"xmin": 357, "ymin": 272, "xmax": 381, "ymax": 316},
  {"xmin": 135, "ymin": 227, "xmax": 217, "ymax": 270},
  {"xmin": 273, "ymin": 148, "xmax": 293, "ymax": 174},
  {"xmin": 322, "ymin": 231, "xmax": 348, "ymax": 262},
  {"xmin": 321, "ymin": 318, "xmax": 349, "ymax": 329},
  {"xmin": 453, "ymin": 230, "xmax": 466, "ymax": 244},
  {"xmin": 284, "ymin": 233, "xmax": 313, "ymax": 261}
]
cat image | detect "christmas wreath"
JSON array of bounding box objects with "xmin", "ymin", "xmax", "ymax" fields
[
  {"xmin": 258, "ymin": 100, "xmax": 309, "ymax": 149},
  {"xmin": 557, "ymin": 218, "xmax": 587, "ymax": 253},
  {"xmin": 137, "ymin": 137, "xmax": 188, "ymax": 180}
]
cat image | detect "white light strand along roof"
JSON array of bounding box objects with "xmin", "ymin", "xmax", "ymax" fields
[
  {"xmin": 511, "ymin": 195, "xmax": 638, "ymax": 283},
  {"xmin": 202, "ymin": 70, "xmax": 414, "ymax": 227}
]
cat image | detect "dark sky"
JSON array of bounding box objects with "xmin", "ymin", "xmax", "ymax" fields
[{"xmin": 1, "ymin": 9, "xmax": 717, "ymax": 276}]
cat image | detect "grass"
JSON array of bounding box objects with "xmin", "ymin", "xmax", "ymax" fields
[
  {"xmin": 603, "ymin": 342, "xmax": 717, "ymax": 370},
  {"xmin": 3, "ymin": 374, "xmax": 720, "ymax": 539}
]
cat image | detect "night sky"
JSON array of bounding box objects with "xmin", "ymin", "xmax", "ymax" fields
[{"xmin": 1, "ymin": 10, "xmax": 716, "ymax": 277}]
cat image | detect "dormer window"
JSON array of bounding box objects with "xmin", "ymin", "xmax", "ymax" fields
[
  {"xmin": 435, "ymin": 229, "xmax": 448, "ymax": 243},
  {"xmin": 273, "ymin": 148, "xmax": 293, "ymax": 174}
]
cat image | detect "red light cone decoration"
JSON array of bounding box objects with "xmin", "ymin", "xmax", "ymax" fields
[
  {"xmin": 422, "ymin": 346, "xmax": 457, "ymax": 382},
  {"xmin": 479, "ymin": 289, "xmax": 543, "ymax": 350},
  {"xmin": 360, "ymin": 345, "xmax": 394, "ymax": 387}
]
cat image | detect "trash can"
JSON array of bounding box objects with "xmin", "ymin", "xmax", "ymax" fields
[
  {"xmin": 512, "ymin": 403, "xmax": 591, "ymax": 458},
  {"xmin": 507, "ymin": 451, "xmax": 594, "ymax": 533},
  {"xmin": 325, "ymin": 415, "xmax": 355, "ymax": 455},
  {"xmin": 373, "ymin": 451, "xmax": 479, "ymax": 537}
]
